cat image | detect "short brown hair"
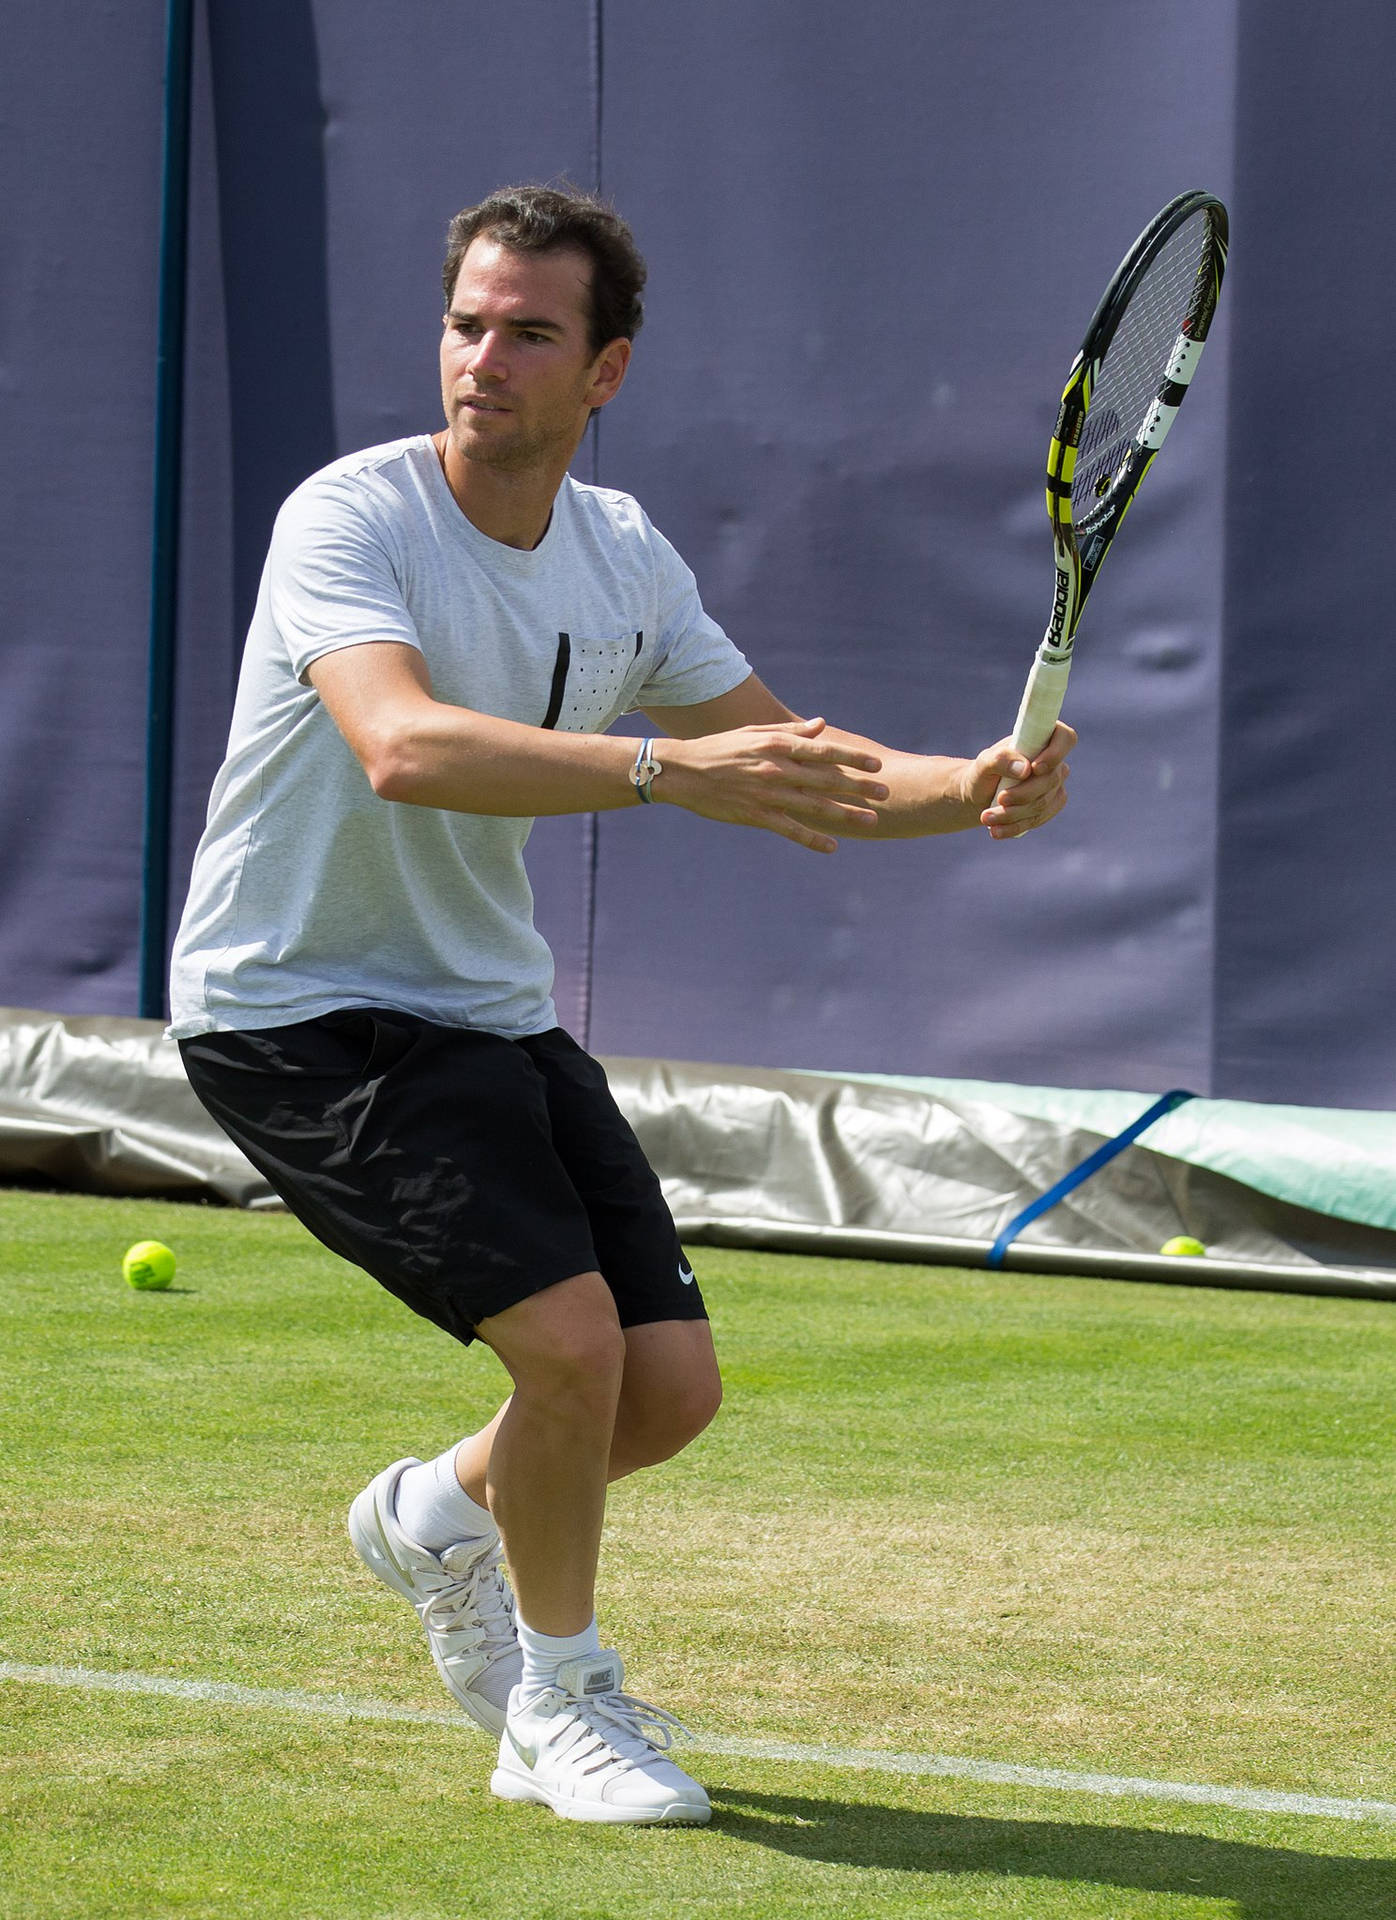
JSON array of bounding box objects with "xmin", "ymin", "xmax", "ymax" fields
[{"xmin": 442, "ymin": 185, "xmax": 646, "ymax": 354}]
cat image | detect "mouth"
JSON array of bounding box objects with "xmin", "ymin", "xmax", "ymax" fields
[{"xmin": 461, "ymin": 393, "xmax": 509, "ymax": 414}]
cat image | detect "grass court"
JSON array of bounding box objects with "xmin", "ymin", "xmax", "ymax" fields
[{"xmin": 1, "ymin": 1186, "xmax": 1393, "ymax": 1918}]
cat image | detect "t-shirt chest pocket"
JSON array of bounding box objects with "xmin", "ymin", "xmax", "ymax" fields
[{"xmin": 541, "ymin": 632, "xmax": 645, "ymax": 733}]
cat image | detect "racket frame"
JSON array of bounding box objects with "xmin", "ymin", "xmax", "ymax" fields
[{"xmin": 1009, "ymin": 189, "xmax": 1228, "ymax": 761}]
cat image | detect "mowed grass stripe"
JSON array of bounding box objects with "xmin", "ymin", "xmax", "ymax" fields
[{"xmin": 5, "ymin": 1661, "xmax": 1394, "ymax": 1827}]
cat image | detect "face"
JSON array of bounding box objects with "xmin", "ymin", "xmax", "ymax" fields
[{"xmin": 439, "ymin": 237, "xmax": 629, "ymax": 474}]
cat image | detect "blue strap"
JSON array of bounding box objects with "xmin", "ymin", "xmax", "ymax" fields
[{"xmin": 985, "ymin": 1089, "xmax": 1196, "ymax": 1269}]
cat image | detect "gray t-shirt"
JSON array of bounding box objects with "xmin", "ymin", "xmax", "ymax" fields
[{"xmin": 168, "ymin": 436, "xmax": 749, "ymax": 1039}]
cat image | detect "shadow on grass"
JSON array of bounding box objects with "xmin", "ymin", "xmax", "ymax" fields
[{"xmin": 711, "ymin": 1789, "xmax": 1395, "ymax": 1919}]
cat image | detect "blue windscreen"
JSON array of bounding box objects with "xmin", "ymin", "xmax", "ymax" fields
[{"xmin": 3, "ymin": 0, "xmax": 1391, "ymax": 1107}]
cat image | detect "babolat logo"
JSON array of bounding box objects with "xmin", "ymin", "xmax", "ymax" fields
[{"xmin": 1049, "ymin": 567, "xmax": 1071, "ymax": 638}]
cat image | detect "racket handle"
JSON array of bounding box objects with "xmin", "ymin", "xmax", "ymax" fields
[{"xmin": 1009, "ymin": 652, "xmax": 1072, "ymax": 761}]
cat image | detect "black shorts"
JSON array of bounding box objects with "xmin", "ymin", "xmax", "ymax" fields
[{"xmin": 179, "ymin": 1011, "xmax": 705, "ymax": 1347}]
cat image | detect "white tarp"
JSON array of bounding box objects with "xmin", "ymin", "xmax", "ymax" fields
[{"xmin": 2, "ymin": 1007, "xmax": 1393, "ymax": 1301}]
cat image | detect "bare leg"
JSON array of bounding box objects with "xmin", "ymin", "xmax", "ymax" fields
[
  {"xmin": 606, "ymin": 1319, "xmax": 722, "ymax": 1478},
  {"xmin": 472, "ymin": 1271, "xmax": 625, "ymax": 1636},
  {"xmin": 453, "ymin": 1318, "xmax": 722, "ymax": 1503},
  {"xmin": 453, "ymin": 1299, "xmax": 723, "ymax": 1635},
  {"xmin": 453, "ymin": 1403, "xmax": 509, "ymax": 1507}
]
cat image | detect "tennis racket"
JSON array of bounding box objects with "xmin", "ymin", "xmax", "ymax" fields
[{"xmin": 1007, "ymin": 190, "xmax": 1229, "ymax": 763}]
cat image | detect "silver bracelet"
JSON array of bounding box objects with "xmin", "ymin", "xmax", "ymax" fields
[{"xmin": 628, "ymin": 737, "xmax": 663, "ymax": 803}]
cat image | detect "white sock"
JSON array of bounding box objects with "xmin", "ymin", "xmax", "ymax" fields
[
  {"xmin": 392, "ymin": 1445, "xmax": 494, "ymax": 1552},
  {"xmin": 516, "ymin": 1614, "xmax": 602, "ymax": 1699}
]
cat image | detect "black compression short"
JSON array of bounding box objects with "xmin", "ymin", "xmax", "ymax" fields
[{"xmin": 179, "ymin": 1011, "xmax": 705, "ymax": 1347}]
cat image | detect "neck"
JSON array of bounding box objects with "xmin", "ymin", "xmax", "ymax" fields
[{"xmin": 434, "ymin": 432, "xmax": 573, "ymax": 550}]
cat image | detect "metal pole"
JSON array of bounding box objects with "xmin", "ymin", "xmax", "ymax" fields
[
  {"xmin": 577, "ymin": 0, "xmax": 606, "ymax": 1047},
  {"xmin": 138, "ymin": 0, "xmax": 194, "ymax": 1018}
]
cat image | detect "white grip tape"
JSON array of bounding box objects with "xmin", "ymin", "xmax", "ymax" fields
[{"xmin": 1009, "ymin": 653, "xmax": 1072, "ymax": 760}]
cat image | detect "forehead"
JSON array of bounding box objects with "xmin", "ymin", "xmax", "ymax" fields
[{"xmin": 448, "ymin": 236, "xmax": 594, "ymax": 329}]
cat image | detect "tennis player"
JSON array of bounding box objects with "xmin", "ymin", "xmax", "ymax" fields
[{"xmin": 170, "ymin": 184, "xmax": 1073, "ymax": 1827}]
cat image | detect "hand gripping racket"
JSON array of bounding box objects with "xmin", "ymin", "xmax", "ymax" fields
[{"xmin": 1008, "ymin": 190, "xmax": 1229, "ymax": 762}]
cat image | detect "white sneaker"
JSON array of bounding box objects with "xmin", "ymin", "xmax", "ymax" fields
[
  {"xmin": 490, "ymin": 1650, "xmax": 710, "ymax": 1825},
  {"xmin": 347, "ymin": 1457, "xmax": 521, "ymax": 1733}
]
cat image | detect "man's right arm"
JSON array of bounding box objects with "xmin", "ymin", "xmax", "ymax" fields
[{"xmin": 307, "ymin": 641, "xmax": 887, "ymax": 852}]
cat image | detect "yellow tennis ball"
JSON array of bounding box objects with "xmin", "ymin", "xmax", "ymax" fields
[
  {"xmin": 122, "ymin": 1240, "xmax": 176, "ymax": 1290},
  {"xmin": 1160, "ymin": 1235, "xmax": 1207, "ymax": 1258}
]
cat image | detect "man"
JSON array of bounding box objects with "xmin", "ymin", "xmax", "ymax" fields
[{"xmin": 171, "ymin": 185, "xmax": 1073, "ymax": 1828}]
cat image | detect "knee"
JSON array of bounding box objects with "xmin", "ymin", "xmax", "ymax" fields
[
  {"xmin": 524, "ymin": 1321, "xmax": 628, "ymax": 1421},
  {"xmin": 482, "ymin": 1274, "xmax": 627, "ymax": 1424},
  {"xmin": 615, "ymin": 1353, "xmax": 723, "ymax": 1472},
  {"xmin": 675, "ymin": 1364, "xmax": 723, "ymax": 1446}
]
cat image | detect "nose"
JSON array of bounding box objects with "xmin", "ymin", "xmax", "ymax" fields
[{"xmin": 469, "ymin": 330, "xmax": 506, "ymax": 385}]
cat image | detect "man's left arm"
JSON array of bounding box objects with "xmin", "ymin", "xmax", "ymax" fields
[{"xmin": 643, "ymin": 674, "xmax": 1074, "ymax": 843}]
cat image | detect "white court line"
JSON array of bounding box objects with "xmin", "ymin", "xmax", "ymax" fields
[{"xmin": 3, "ymin": 1660, "xmax": 1393, "ymax": 1827}]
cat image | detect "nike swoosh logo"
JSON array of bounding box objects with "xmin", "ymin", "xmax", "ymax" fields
[
  {"xmin": 375, "ymin": 1495, "xmax": 415, "ymax": 1583},
  {"xmin": 678, "ymin": 1263, "xmax": 695, "ymax": 1286},
  {"xmin": 507, "ymin": 1726, "xmax": 538, "ymax": 1769}
]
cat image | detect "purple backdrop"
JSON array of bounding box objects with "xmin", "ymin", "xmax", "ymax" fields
[{"xmin": 3, "ymin": 0, "xmax": 1391, "ymax": 1106}]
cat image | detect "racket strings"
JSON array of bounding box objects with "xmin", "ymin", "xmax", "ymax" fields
[{"xmin": 1073, "ymin": 212, "xmax": 1215, "ymax": 516}]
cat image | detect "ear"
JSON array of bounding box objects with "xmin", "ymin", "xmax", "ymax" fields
[{"xmin": 585, "ymin": 336, "xmax": 631, "ymax": 410}]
